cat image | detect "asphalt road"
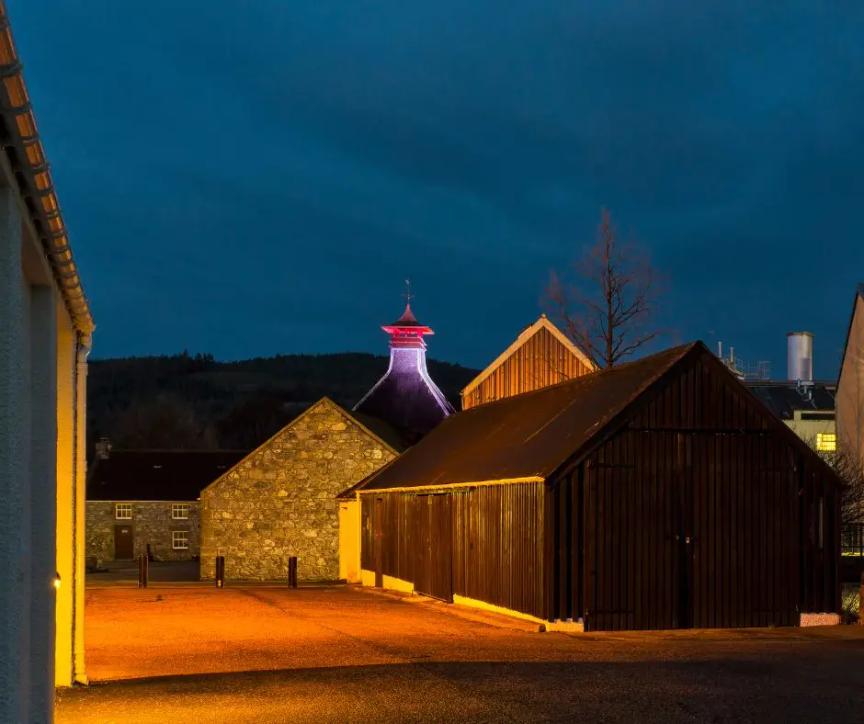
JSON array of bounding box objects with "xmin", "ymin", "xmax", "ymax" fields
[{"xmin": 56, "ymin": 585, "xmax": 864, "ymax": 722}]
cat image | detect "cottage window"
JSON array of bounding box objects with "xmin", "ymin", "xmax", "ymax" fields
[
  {"xmin": 115, "ymin": 503, "xmax": 132, "ymax": 520},
  {"xmin": 816, "ymin": 433, "xmax": 836, "ymax": 452},
  {"xmin": 172, "ymin": 530, "xmax": 189, "ymax": 550},
  {"xmin": 171, "ymin": 503, "xmax": 190, "ymax": 520}
]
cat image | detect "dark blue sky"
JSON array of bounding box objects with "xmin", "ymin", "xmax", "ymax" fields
[{"xmin": 11, "ymin": 2, "xmax": 864, "ymax": 377}]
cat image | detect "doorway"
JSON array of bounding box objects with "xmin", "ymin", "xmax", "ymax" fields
[
  {"xmin": 414, "ymin": 493, "xmax": 453, "ymax": 602},
  {"xmin": 373, "ymin": 498, "xmax": 383, "ymax": 587},
  {"xmin": 113, "ymin": 525, "xmax": 134, "ymax": 559}
]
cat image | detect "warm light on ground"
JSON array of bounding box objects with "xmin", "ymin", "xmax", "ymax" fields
[{"xmin": 54, "ymin": 584, "xmax": 864, "ymax": 723}]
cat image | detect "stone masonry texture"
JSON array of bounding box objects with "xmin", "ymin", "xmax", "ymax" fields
[
  {"xmin": 200, "ymin": 398, "xmax": 396, "ymax": 582},
  {"xmin": 86, "ymin": 501, "xmax": 200, "ymax": 565}
]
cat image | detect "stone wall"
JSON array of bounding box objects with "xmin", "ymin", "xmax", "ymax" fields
[
  {"xmin": 200, "ymin": 398, "xmax": 396, "ymax": 581},
  {"xmin": 86, "ymin": 500, "xmax": 200, "ymax": 565}
]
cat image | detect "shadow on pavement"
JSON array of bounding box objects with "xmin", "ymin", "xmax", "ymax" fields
[{"xmin": 55, "ymin": 658, "xmax": 864, "ymax": 723}]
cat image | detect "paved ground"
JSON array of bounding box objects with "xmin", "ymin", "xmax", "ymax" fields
[{"xmin": 57, "ymin": 585, "xmax": 864, "ymax": 722}]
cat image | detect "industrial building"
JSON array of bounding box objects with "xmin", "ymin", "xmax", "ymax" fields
[{"xmin": 747, "ymin": 332, "xmax": 836, "ymax": 454}]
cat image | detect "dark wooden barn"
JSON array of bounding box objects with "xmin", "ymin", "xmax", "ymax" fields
[{"xmin": 356, "ymin": 342, "xmax": 842, "ymax": 631}]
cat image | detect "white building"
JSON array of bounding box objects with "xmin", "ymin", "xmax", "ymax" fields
[{"xmin": 0, "ymin": 5, "xmax": 93, "ymax": 721}]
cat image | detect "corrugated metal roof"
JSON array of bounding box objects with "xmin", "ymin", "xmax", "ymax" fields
[
  {"xmin": 360, "ymin": 343, "xmax": 697, "ymax": 491},
  {"xmin": 87, "ymin": 450, "xmax": 249, "ymax": 501}
]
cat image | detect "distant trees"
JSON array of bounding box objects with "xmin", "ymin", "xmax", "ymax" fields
[
  {"xmin": 546, "ymin": 208, "xmax": 661, "ymax": 369},
  {"xmin": 87, "ymin": 352, "xmax": 478, "ymax": 455},
  {"xmin": 112, "ymin": 394, "xmax": 218, "ymax": 450}
]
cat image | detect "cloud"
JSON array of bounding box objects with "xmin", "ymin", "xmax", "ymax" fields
[{"xmin": 9, "ymin": 0, "xmax": 864, "ymax": 373}]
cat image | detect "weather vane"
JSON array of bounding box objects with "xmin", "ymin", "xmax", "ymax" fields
[{"xmin": 403, "ymin": 278, "xmax": 414, "ymax": 305}]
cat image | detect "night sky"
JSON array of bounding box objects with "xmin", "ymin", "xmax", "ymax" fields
[{"xmin": 10, "ymin": 2, "xmax": 864, "ymax": 378}]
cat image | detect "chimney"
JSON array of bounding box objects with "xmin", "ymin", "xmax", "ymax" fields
[
  {"xmin": 786, "ymin": 331, "xmax": 813, "ymax": 383},
  {"xmin": 94, "ymin": 437, "xmax": 112, "ymax": 460}
]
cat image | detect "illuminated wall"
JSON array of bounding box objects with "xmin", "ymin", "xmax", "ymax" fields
[
  {"xmin": 201, "ymin": 398, "xmax": 396, "ymax": 582},
  {"xmin": 838, "ymin": 293, "xmax": 864, "ymax": 470},
  {"xmin": 54, "ymin": 305, "xmax": 87, "ymax": 686}
]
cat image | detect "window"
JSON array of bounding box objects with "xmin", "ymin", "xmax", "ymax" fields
[
  {"xmin": 171, "ymin": 503, "xmax": 190, "ymax": 520},
  {"xmin": 115, "ymin": 503, "xmax": 132, "ymax": 520},
  {"xmin": 801, "ymin": 412, "xmax": 835, "ymax": 421},
  {"xmin": 172, "ymin": 530, "xmax": 189, "ymax": 550},
  {"xmin": 816, "ymin": 432, "xmax": 836, "ymax": 452}
]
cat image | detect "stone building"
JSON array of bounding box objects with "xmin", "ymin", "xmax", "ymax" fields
[
  {"xmin": 0, "ymin": 6, "xmax": 94, "ymax": 717},
  {"xmin": 200, "ymin": 397, "xmax": 400, "ymax": 581},
  {"xmin": 86, "ymin": 447, "xmax": 247, "ymax": 565}
]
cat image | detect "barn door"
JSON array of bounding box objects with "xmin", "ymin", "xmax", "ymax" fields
[
  {"xmin": 430, "ymin": 494, "xmax": 453, "ymax": 602},
  {"xmin": 414, "ymin": 494, "xmax": 453, "ymax": 602},
  {"xmin": 583, "ymin": 432, "xmax": 681, "ymax": 631},
  {"xmin": 373, "ymin": 498, "xmax": 383, "ymax": 587},
  {"xmin": 688, "ymin": 434, "xmax": 798, "ymax": 628}
]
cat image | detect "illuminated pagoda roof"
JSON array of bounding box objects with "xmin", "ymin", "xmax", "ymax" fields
[{"xmin": 354, "ymin": 299, "xmax": 454, "ymax": 439}]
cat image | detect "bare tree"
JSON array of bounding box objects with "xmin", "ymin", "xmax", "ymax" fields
[
  {"xmin": 830, "ymin": 450, "xmax": 864, "ymax": 526},
  {"xmin": 546, "ymin": 208, "xmax": 660, "ymax": 369}
]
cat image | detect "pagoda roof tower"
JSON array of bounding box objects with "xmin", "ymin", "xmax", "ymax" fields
[{"xmin": 354, "ymin": 298, "xmax": 454, "ymax": 438}]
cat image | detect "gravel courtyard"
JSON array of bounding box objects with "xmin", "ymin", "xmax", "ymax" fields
[{"xmin": 56, "ymin": 584, "xmax": 864, "ymax": 722}]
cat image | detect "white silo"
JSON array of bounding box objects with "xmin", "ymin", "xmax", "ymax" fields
[{"xmin": 786, "ymin": 331, "xmax": 813, "ymax": 382}]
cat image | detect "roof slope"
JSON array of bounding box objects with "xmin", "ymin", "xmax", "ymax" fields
[
  {"xmin": 746, "ymin": 381, "xmax": 836, "ymax": 420},
  {"xmin": 362, "ymin": 343, "xmax": 695, "ymax": 491},
  {"xmin": 354, "ymin": 367, "xmax": 453, "ymax": 439},
  {"xmin": 203, "ymin": 397, "xmax": 403, "ymax": 495},
  {"xmin": 87, "ymin": 450, "xmax": 249, "ymax": 501}
]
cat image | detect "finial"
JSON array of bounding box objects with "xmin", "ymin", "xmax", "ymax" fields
[{"xmin": 403, "ymin": 278, "xmax": 414, "ymax": 306}]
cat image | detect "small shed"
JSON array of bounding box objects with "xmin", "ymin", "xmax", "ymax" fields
[{"xmin": 357, "ymin": 342, "xmax": 842, "ymax": 630}]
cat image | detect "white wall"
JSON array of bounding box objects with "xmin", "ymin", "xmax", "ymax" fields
[
  {"xmin": 0, "ymin": 177, "xmax": 82, "ymax": 722},
  {"xmin": 0, "ymin": 183, "xmax": 36, "ymax": 722}
]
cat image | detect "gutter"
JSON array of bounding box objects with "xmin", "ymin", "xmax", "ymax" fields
[
  {"xmin": 0, "ymin": 4, "xmax": 94, "ymax": 338},
  {"xmin": 71, "ymin": 334, "xmax": 89, "ymax": 684}
]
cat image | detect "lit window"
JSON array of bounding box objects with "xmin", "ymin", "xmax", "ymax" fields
[
  {"xmin": 172, "ymin": 531, "xmax": 189, "ymax": 550},
  {"xmin": 816, "ymin": 433, "xmax": 836, "ymax": 452},
  {"xmin": 171, "ymin": 503, "xmax": 190, "ymax": 520},
  {"xmin": 115, "ymin": 503, "xmax": 132, "ymax": 520}
]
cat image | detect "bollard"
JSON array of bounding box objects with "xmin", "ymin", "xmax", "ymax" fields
[
  {"xmin": 137, "ymin": 554, "xmax": 148, "ymax": 589},
  {"xmin": 288, "ymin": 556, "xmax": 298, "ymax": 588},
  {"xmin": 215, "ymin": 555, "xmax": 225, "ymax": 588}
]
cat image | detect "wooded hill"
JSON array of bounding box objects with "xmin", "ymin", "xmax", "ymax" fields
[{"xmin": 87, "ymin": 352, "xmax": 478, "ymax": 453}]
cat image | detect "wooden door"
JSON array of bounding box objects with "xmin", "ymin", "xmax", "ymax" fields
[
  {"xmin": 114, "ymin": 525, "xmax": 134, "ymax": 559},
  {"xmin": 414, "ymin": 494, "xmax": 453, "ymax": 602},
  {"xmin": 429, "ymin": 494, "xmax": 453, "ymax": 602},
  {"xmin": 373, "ymin": 498, "xmax": 383, "ymax": 587}
]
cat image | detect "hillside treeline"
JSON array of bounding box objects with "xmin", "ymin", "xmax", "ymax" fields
[{"xmin": 88, "ymin": 352, "xmax": 477, "ymax": 453}]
